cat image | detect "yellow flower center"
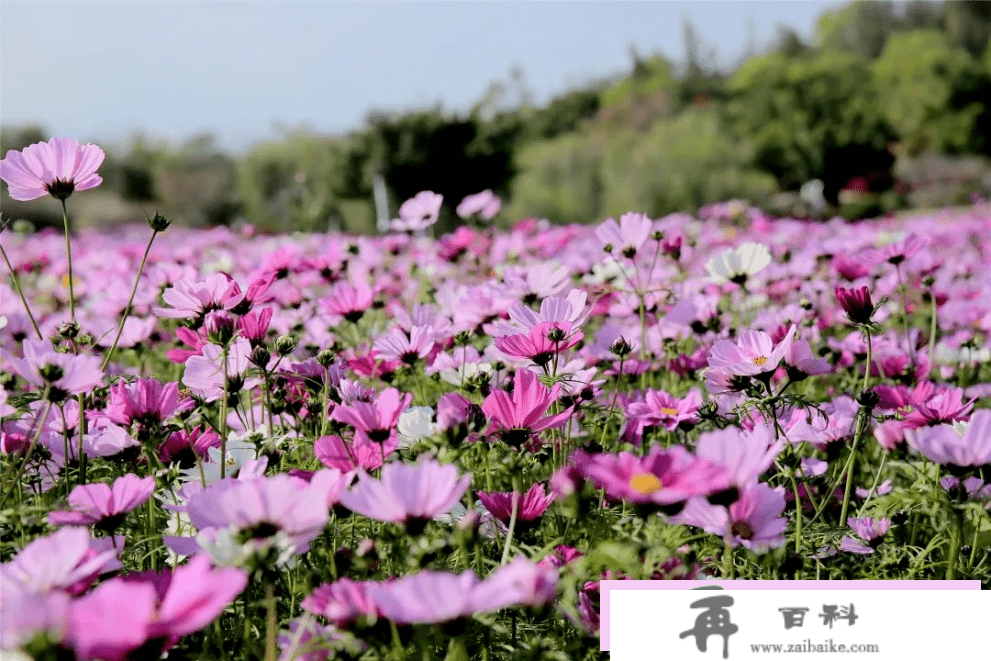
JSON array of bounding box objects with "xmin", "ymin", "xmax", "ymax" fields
[
  {"xmin": 629, "ymin": 472, "xmax": 663, "ymax": 495},
  {"xmin": 753, "ymin": 356, "xmax": 768, "ymax": 367},
  {"xmin": 61, "ymin": 274, "xmax": 79, "ymax": 288},
  {"xmin": 659, "ymin": 407, "xmax": 678, "ymax": 416}
]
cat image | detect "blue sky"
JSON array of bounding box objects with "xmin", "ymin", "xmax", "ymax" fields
[{"xmin": 1, "ymin": 1, "xmax": 847, "ymax": 153}]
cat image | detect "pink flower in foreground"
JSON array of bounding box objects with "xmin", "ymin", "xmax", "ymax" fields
[
  {"xmin": 320, "ymin": 280, "xmax": 375, "ymax": 322},
  {"xmin": 48, "ymin": 474, "xmax": 156, "ymax": 531},
  {"xmin": 0, "ymin": 137, "xmax": 105, "ymax": 201},
  {"xmin": 495, "ymin": 321, "xmax": 583, "ymax": 367},
  {"xmin": 315, "ymin": 433, "xmax": 391, "ymax": 472},
  {"xmin": 0, "ymin": 528, "xmax": 122, "ymax": 596},
  {"xmin": 373, "ymin": 326, "xmax": 436, "ymax": 365},
  {"xmin": 457, "ymin": 189, "xmax": 501, "ymax": 220},
  {"xmin": 66, "ymin": 579, "xmax": 156, "ymax": 661},
  {"xmin": 694, "ymin": 423, "xmax": 784, "ymax": 492},
  {"xmin": 331, "ymin": 387, "xmax": 411, "ymax": 447},
  {"xmin": 624, "ymin": 388, "xmax": 703, "ymax": 443},
  {"xmin": 143, "ymin": 555, "xmax": 249, "ymax": 639},
  {"xmin": 339, "ymin": 460, "xmax": 470, "ymax": 530},
  {"xmin": 470, "ymin": 556, "xmax": 558, "ymax": 610},
  {"xmin": 370, "ymin": 570, "xmax": 477, "ymax": 624},
  {"xmin": 153, "ymin": 273, "xmax": 243, "ymax": 321},
  {"xmin": 481, "ymin": 369, "xmax": 572, "ymax": 447},
  {"xmin": 904, "ymin": 409, "xmax": 991, "ymax": 467}
]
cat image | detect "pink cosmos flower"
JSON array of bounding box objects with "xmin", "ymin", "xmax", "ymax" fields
[
  {"xmin": 370, "ymin": 570, "xmax": 478, "ymax": 624},
  {"xmin": 457, "ymin": 189, "xmax": 501, "ymax": 220},
  {"xmin": 181, "ymin": 471, "xmax": 342, "ymax": 556},
  {"xmin": 902, "ymin": 385, "xmax": 974, "ymax": 429},
  {"xmin": 237, "ymin": 307, "xmax": 273, "ymax": 345},
  {"xmin": 166, "ymin": 326, "xmax": 208, "ymax": 364},
  {"xmin": 494, "ymin": 289, "xmax": 590, "ymax": 337},
  {"xmin": 495, "ymin": 321, "xmax": 583, "ymax": 367},
  {"xmin": 672, "ymin": 483, "xmax": 788, "ymax": 552},
  {"xmin": 839, "ymin": 517, "xmax": 890, "ymax": 554},
  {"xmin": 302, "ymin": 578, "xmax": 377, "ymax": 626},
  {"xmin": 182, "ymin": 338, "xmax": 258, "ymax": 402},
  {"xmin": 784, "ymin": 340, "xmax": 832, "ymax": 378},
  {"xmin": 67, "ymin": 579, "xmax": 156, "ymax": 661},
  {"xmin": 0, "ymin": 137, "xmax": 105, "ymax": 201},
  {"xmin": 469, "ymin": 556, "xmax": 558, "ymax": 610},
  {"xmin": 373, "ymin": 326, "xmax": 436, "ymax": 365},
  {"xmin": 0, "ymin": 589, "xmax": 71, "ymax": 652},
  {"xmin": 707, "ymin": 324, "xmax": 797, "ymax": 378},
  {"xmin": 159, "ymin": 426, "xmax": 221, "ymax": 465},
  {"xmin": 48, "ymin": 474, "xmax": 156, "ymax": 531},
  {"xmin": 694, "ymin": 423, "xmax": 784, "ymax": 491},
  {"xmin": 331, "ymin": 387, "xmax": 411, "ymax": 446},
  {"xmin": 477, "ymin": 483, "xmax": 555, "ymax": 525},
  {"xmin": 339, "ymin": 460, "xmax": 470, "ymax": 529},
  {"xmin": 141, "ymin": 554, "xmax": 249, "ymax": 640},
  {"xmin": 624, "ymin": 388, "xmax": 703, "ymax": 443},
  {"xmin": 576, "ymin": 445, "xmax": 730, "ymax": 509},
  {"xmin": 834, "ymin": 286, "xmax": 875, "ymax": 325},
  {"xmin": 315, "ymin": 433, "xmax": 392, "ymax": 472},
  {"xmin": 104, "ymin": 378, "xmax": 180, "ymax": 427},
  {"xmin": 320, "ymin": 280, "xmax": 375, "ymax": 322},
  {"xmin": 904, "ymin": 409, "xmax": 991, "ymax": 467},
  {"xmin": 596, "ymin": 212, "xmax": 652, "ymax": 257},
  {"xmin": 1, "ymin": 339, "xmax": 104, "ymax": 397},
  {"xmin": 391, "ymin": 190, "xmax": 443, "ymax": 232},
  {"xmin": 870, "ymin": 233, "xmax": 928, "ymax": 266},
  {"xmin": 0, "ymin": 527, "xmax": 122, "ymax": 596},
  {"xmin": 481, "ymin": 369, "xmax": 572, "ymax": 447},
  {"xmin": 153, "ymin": 273, "xmax": 243, "ymax": 321}
]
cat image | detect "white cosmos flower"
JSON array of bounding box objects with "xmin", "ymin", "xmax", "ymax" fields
[
  {"xmin": 934, "ymin": 344, "xmax": 991, "ymax": 365},
  {"xmin": 397, "ymin": 406, "xmax": 436, "ymax": 448},
  {"xmin": 178, "ymin": 436, "xmax": 257, "ymax": 487},
  {"xmin": 705, "ymin": 242, "xmax": 772, "ymax": 285},
  {"xmin": 439, "ymin": 361, "xmax": 492, "ymax": 387}
]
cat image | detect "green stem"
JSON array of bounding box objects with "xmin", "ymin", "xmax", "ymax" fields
[
  {"xmin": 61, "ymin": 199, "xmax": 76, "ymax": 323},
  {"xmin": 6, "ymin": 397, "xmax": 53, "ymax": 502},
  {"xmin": 0, "ymin": 242, "xmax": 42, "ymax": 339},
  {"xmin": 76, "ymin": 393, "xmax": 88, "ymax": 485},
  {"xmin": 264, "ymin": 582, "xmax": 277, "ymax": 661},
  {"xmin": 838, "ymin": 407, "xmax": 866, "ymax": 526},
  {"xmin": 102, "ymin": 228, "xmax": 159, "ymax": 370},
  {"xmin": 788, "ymin": 472, "xmax": 803, "ymax": 559},
  {"xmin": 500, "ymin": 486, "xmax": 519, "ymax": 566},
  {"xmin": 946, "ymin": 506, "xmax": 963, "ymax": 580},
  {"xmin": 863, "ymin": 329, "xmax": 872, "ymax": 392},
  {"xmin": 723, "ymin": 539, "xmax": 734, "ymax": 579},
  {"xmin": 219, "ymin": 344, "xmax": 230, "ymax": 479}
]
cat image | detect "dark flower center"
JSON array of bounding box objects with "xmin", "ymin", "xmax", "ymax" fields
[
  {"xmin": 731, "ymin": 521, "xmax": 755, "ymax": 540},
  {"xmin": 45, "ymin": 178, "xmax": 75, "ymax": 200}
]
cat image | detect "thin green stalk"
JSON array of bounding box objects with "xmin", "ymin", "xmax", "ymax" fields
[
  {"xmin": 926, "ymin": 294, "xmax": 937, "ymax": 376},
  {"xmin": 838, "ymin": 407, "xmax": 866, "ymax": 526},
  {"xmin": 723, "ymin": 539, "xmax": 734, "ymax": 579},
  {"xmin": 6, "ymin": 397, "xmax": 53, "ymax": 501},
  {"xmin": 946, "ymin": 506, "xmax": 963, "ymax": 580},
  {"xmin": 500, "ymin": 489, "xmax": 519, "ymax": 566},
  {"xmin": 863, "ymin": 329, "xmax": 872, "ymax": 392},
  {"xmin": 102, "ymin": 228, "xmax": 159, "ymax": 370},
  {"xmin": 77, "ymin": 394, "xmax": 88, "ymax": 485},
  {"xmin": 788, "ymin": 472, "xmax": 803, "ymax": 559},
  {"xmin": 60, "ymin": 199, "xmax": 76, "ymax": 323},
  {"xmin": 264, "ymin": 583, "xmax": 277, "ymax": 661},
  {"xmin": 219, "ymin": 344, "xmax": 230, "ymax": 479},
  {"xmin": 0, "ymin": 242, "xmax": 42, "ymax": 338}
]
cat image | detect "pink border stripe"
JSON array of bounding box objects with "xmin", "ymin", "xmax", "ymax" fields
[{"xmin": 599, "ymin": 580, "xmax": 981, "ymax": 651}]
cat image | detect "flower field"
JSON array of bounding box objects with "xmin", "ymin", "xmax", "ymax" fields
[{"xmin": 1, "ymin": 139, "xmax": 990, "ymax": 660}]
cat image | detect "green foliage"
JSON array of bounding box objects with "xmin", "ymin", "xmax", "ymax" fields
[
  {"xmin": 727, "ymin": 50, "xmax": 894, "ymax": 191},
  {"xmin": 874, "ymin": 29, "xmax": 991, "ymax": 155}
]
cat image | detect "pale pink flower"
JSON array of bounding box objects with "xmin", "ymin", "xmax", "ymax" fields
[
  {"xmin": 457, "ymin": 189, "xmax": 501, "ymax": 220},
  {"xmin": 339, "ymin": 460, "xmax": 470, "ymax": 528},
  {"xmin": 48, "ymin": 474, "xmax": 156, "ymax": 530},
  {"xmin": 0, "ymin": 137, "xmax": 104, "ymax": 201}
]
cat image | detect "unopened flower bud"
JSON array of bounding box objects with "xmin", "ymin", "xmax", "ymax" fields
[
  {"xmin": 204, "ymin": 310, "xmax": 237, "ymax": 345},
  {"xmin": 57, "ymin": 321, "xmax": 79, "ymax": 339},
  {"xmin": 834, "ymin": 286, "xmax": 875, "ymax": 326},
  {"xmin": 274, "ymin": 335, "xmax": 297, "ymax": 356},
  {"xmin": 146, "ymin": 211, "xmax": 172, "ymax": 233},
  {"xmin": 546, "ymin": 326, "xmax": 566, "ymax": 343},
  {"xmin": 249, "ymin": 346, "xmax": 271, "ymax": 367},
  {"xmin": 316, "ymin": 349, "xmax": 335, "ymax": 367},
  {"xmin": 610, "ymin": 336, "xmax": 633, "ymax": 358},
  {"xmin": 857, "ymin": 388, "xmax": 879, "ymax": 409}
]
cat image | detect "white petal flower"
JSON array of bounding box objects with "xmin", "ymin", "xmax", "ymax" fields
[
  {"xmin": 706, "ymin": 242, "xmax": 771, "ymax": 285},
  {"xmin": 397, "ymin": 406, "xmax": 436, "ymax": 448}
]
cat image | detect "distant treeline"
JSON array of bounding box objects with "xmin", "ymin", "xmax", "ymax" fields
[{"xmin": 3, "ymin": 0, "xmax": 991, "ymax": 232}]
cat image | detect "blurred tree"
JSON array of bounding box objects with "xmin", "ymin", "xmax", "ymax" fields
[
  {"xmin": 874, "ymin": 29, "xmax": 991, "ymax": 156},
  {"xmin": 727, "ymin": 50, "xmax": 895, "ymax": 202},
  {"xmin": 945, "ymin": 0, "xmax": 991, "ymax": 59},
  {"xmin": 815, "ymin": 0, "xmax": 900, "ymax": 58}
]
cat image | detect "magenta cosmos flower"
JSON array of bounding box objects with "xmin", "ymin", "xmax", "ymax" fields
[
  {"xmin": 834, "ymin": 286, "xmax": 875, "ymax": 325},
  {"xmin": 339, "ymin": 459, "xmax": 470, "ymax": 532},
  {"xmin": 495, "ymin": 321, "xmax": 583, "ymax": 368},
  {"xmin": 315, "ymin": 432, "xmax": 395, "ymax": 472},
  {"xmin": 302, "ymin": 577, "xmax": 378, "ymax": 626},
  {"xmin": 104, "ymin": 378, "xmax": 181, "ymax": 427},
  {"xmin": 477, "ymin": 483, "xmax": 555, "ymax": 526},
  {"xmin": 575, "ymin": 445, "xmax": 730, "ymax": 512},
  {"xmin": 66, "ymin": 579, "xmax": 157, "ymax": 661},
  {"xmin": 0, "ymin": 137, "xmax": 105, "ymax": 201},
  {"xmin": 623, "ymin": 388, "xmax": 703, "ymax": 443},
  {"xmin": 48, "ymin": 474, "xmax": 156, "ymax": 531},
  {"xmin": 839, "ymin": 517, "xmax": 890, "ymax": 554},
  {"xmin": 331, "ymin": 386, "xmax": 411, "ymax": 448},
  {"xmin": 481, "ymin": 368, "xmax": 572, "ymax": 447}
]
